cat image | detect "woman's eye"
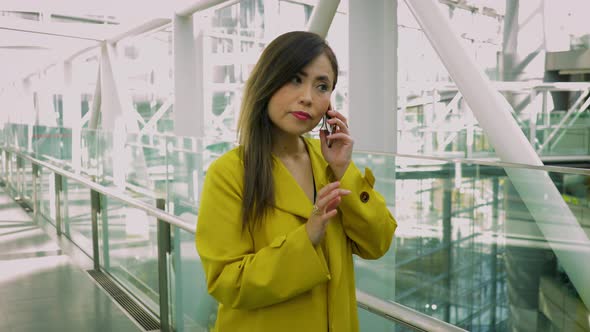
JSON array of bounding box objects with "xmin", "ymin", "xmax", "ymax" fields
[
  {"xmin": 291, "ymin": 76, "xmax": 302, "ymax": 84},
  {"xmin": 317, "ymin": 83, "xmax": 329, "ymax": 92}
]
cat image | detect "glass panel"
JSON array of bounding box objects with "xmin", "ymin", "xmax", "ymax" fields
[
  {"xmin": 536, "ymin": 112, "xmax": 590, "ymax": 157},
  {"xmin": 162, "ymin": 135, "xmax": 209, "ymax": 331},
  {"xmin": 32, "ymin": 125, "xmax": 73, "ymax": 165},
  {"xmin": 5, "ymin": 123, "xmax": 31, "ymax": 152},
  {"xmin": 62, "ymin": 176, "xmax": 93, "ymax": 255},
  {"xmin": 124, "ymin": 132, "xmax": 162, "ymax": 194},
  {"xmin": 165, "ymin": 135, "xmax": 226, "ymax": 225},
  {"xmin": 173, "ymin": 228, "xmax": 217, "ymax": 332},
  {"xmin": 358, "ymin": 307, "xmax": 416, "ymax": 332},
  {"xmin": 352, "ymin": 153, "xmax": 590, "ymax": 331},
  {"xmin": 101, "ymin": 194, "xmax": 161, "ymax": 315},
  {"xmin": 37, "ymin": 166, "xmax": 56, "ymax": 226}
]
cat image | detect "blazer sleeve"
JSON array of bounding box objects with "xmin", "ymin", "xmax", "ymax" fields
[
  {"xmin": 337, "ymin": 162, "xmax": 397, "ymax": 259},
  {"xmin": 195, "ymin": 154, "xmax": 331, "ymax": 310}
]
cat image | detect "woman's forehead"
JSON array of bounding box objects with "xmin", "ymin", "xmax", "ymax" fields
[{"xmin": 299, "ymin": 53, "xmax": 335, "ymax": 83}]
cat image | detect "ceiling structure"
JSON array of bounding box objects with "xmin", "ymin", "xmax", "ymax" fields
[{"xmin": 0, "ymin": 0, "xmax": 182, "ymax": 87}]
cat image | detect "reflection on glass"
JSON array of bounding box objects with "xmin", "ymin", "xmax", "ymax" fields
[{"xmin": 352, "ymin": 155, "xmax": 590, "ymax": 331}]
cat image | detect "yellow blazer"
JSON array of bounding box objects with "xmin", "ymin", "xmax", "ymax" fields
[{"xmin": 196, "ymin": 138, "xmax": 397, "ymax": 332}]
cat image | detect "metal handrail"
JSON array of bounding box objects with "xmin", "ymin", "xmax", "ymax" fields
[
  {"xmin": 8, "ymin": 147, "xmax": 195, "ymax": 233},
  {"xmin": 5, "ymin": 132, "xmax": 590, "ymax": 178},
  {"xmin": 356, "ymin": 151, "xmax": 590, "ymax": 176},
  {"xmin": 402, "ymin": 81, "xmax": 590, "ymax": 93},
  {"xmin": 357, "ymin": 290, "xmax": 467, "ymax": 332},
  {"xmin": 3, "ymin": 146, "xmax": 467, "ymax": 332}
]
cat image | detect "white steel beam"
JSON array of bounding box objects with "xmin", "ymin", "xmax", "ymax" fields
[
  {"xmin": 173, "ymin": 14, "xmax": 202, "ymax": 138},
  {"xmin": 99, "ymin": 43, "xmax": 126, "ymax": 131},
  {"xmin": 349, "ymin": 0, "xmax": 397, "ymax": 153},
  {"xmin": 35, "ymin": 70, "xmax": 58, "ymax": 127},
  {"xmin": 349, "ymin": 4, "xmax": 398, "ymax": 331},
  {"xmin": 405, "ymin": 0, "xmax": 590, "ymax": 309},
  {"xmin": 98, "ymin": 42, "xmax": 150, "ymax": 189},
  {"xmin": 306, "ymin": 0, "xmax": 340, "ymax": 38},
  {"xmin": 87, "ymin": 66, "xmax": 101, "ymax": 130},
  {"xmin": 62, "ymin": 60, "xmax": 82, "ymax": 173}
]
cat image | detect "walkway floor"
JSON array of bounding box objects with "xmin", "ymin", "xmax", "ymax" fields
[{"xmin": 0, "ymin": 188, "xmax": 144, "ymax": 332}]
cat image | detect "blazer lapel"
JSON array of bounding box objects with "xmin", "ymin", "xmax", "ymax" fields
[
  {"xmin": 272, "ymin": 137, "xmax": 330, "ymax": 220},
  {"xmin": 273, "ymin": 156, "xmax": 315, "ymax": 219},
  {"xmin": 305, "ymin": 138, "xmax": 330, "ymax": 189}
]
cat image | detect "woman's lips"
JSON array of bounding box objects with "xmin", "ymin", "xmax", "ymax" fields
[{"xmin": 292, "ymin": 111, "xmax": 311, "ymax": 120}]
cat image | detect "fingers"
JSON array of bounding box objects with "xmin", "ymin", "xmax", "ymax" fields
[
  {"xmin": 326, "ymin": 110, "xmax": 349, "ymax": 132},
  {"xmin": 324, "ymin": 195, "xmax": 342, "ymax": 212},
  {"xmin": 313, "ymin": 182, "xmax": 350, "ymax": 216},
  {"xmin": 327, "ymin": 118, "xmax": 349, "ymax": 134},
  {"xmin": 307, "ymin": 182, "xmax": 349, "ymax": 246},
  {"xmin": 319, "ymin": 128, "xmax": 327, "ymax": 145},
  {"xmin": 324, "ymin": 132, "xmax": 353, "ymax": 146},
  {"xmin": 325, "ymin": 110, "xmax": 352, "ymax": 148},
  {"xmin": 316, "ymin": 181, "xmax": 340, "ymax": 200}
]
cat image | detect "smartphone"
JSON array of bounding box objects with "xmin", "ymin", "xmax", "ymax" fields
[{"xmin": 324, "ymin": 108, "xmax": 337, "ymax": 148}]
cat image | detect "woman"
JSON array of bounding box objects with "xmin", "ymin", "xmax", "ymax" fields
[{"xmin": 196, "ymin": 31, "xmax": 397, "ymax": 332}]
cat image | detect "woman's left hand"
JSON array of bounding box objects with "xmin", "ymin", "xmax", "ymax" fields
[{"xmin": 320, "ymin": 110, "xmax": 353, "ymax": 180}]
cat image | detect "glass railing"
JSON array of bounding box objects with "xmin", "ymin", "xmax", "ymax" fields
[
  {"xmin": 354, "ymin": 153, "xmax": 590, "ymax": 331},
  {"xmin": 1, "ymin": 126, "xmax": 589, "ymax": 331}
]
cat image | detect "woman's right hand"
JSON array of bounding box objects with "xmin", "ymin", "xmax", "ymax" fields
[{"xmin": 306, "ymin": 181, "xmax": 351, "ymax": 246}]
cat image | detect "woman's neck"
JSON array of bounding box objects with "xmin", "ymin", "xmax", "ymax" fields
[{"xmin": 271, "ymin": 131, "xmax": 307, "ymax": 158}]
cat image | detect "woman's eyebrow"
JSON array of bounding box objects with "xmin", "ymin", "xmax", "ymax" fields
[{"xmin": 298, "ymin": 70, "xmax": 332, "ymax": 84}]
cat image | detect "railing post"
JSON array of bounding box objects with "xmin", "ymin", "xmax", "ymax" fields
[
  {"xmin": 490, "ymin": 177, "xmax": 499, "ymax": 327},
  {"xmin": 16, "ymin": 156, "xmax": 24, "ymax": 200},
  {"xmin": 0, "ymin": 150, "xmax": 5, "ymax": 183},
  {"xmin": 3, "ymin": 151, "xmax": 9, "ymax": 190},
  {"xmin": 442, "ymin": 177, "xmax": 453, "ymax": 322},
  {"xmin": 542, "ymin": 89, "xmax": 549, "ymax": 145},
  {"xmin": 529, "ymin": 89, "xmax": 537, "ymax": 146},
  {"xmin": 32, "ymin": 164, "xmax": 39, "ymax": 221},
  {"xmin": 156, "ymin": 198, "xmax": 171, "ymax": 332},
  {"xmin": 54, "ymin": 173, "xmax": 63, "ymax": 235},
  {"xmin": 101, "ymin": 195, "xmax": 110, "ymax": 270},
  {"xmin": 91, "ymin": 177, "xmax": 101, "ymax": 271}
]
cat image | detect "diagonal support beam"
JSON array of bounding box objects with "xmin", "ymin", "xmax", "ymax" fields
[{"xmin": 140, "ymin": 97, "xmax": 173, "ymax": 135}]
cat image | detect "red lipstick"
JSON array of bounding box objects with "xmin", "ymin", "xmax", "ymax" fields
[{"xmin": 292, "ymin": 111, "xmax": 311, "ymax": 120}]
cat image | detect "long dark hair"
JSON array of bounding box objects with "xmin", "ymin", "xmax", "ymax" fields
[{"xmin": 237, "ymin": 31, "xmax": 339, "ymax": 227}]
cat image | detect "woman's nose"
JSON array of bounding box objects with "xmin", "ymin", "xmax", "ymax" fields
[{"xmin": 298, "ymin": 85, "xmax": 312, "ymax": 106}]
